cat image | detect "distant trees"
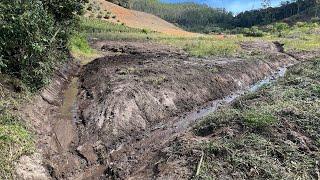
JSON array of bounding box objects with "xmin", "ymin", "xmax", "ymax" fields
[
  {"xmin": 108, "ymin": 0, "xmax": 132, "ymax": 7},
  {"xmin": 261, "ymin": 0, "xmax": 271, "ymax": 8},
  {"xmin": 235, "ymin": 0, "xmax": 319, "ymax": 27}
]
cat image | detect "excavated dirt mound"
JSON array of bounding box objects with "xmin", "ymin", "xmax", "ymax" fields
[
  {"xmin": 74, "ymin": 41, "xmax": 296, "ymax": 179},
  {"xmin": 16, "ymin": 40, "xmax": 300, "ymax": 179}
]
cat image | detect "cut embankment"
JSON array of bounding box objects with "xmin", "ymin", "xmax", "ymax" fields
[{"xmin": 15, "ymin": 61, "xmax": 81, "ymax": 179}]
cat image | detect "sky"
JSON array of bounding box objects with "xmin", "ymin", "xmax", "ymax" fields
[{"xmin": 160, "ymin": 0, "xmax": 283, "ymax": 14}]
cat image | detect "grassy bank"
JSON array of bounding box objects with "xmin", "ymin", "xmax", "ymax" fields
[
  {"xmin": 0, "ymin": 75, "xmax": 34, "ymax": 179},
  {"xmin": 262, "ymin": 22, "xmax": 320, "ymax": 51},
  {"xmin": 72, "ymin": 18, "xmax": 320, "ymax": 59},
  {"xmin": 193, "ymin": 58, "xmax": 320, "ymax": 179}
]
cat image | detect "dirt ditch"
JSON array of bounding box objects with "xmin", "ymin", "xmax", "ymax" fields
[{"xmin": 15, "ymin": 40, "xmax": 309, "ymax": 179}]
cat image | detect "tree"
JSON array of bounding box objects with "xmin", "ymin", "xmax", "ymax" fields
[
  {"xmin": 0, "ymin": 0, "xmax": 86, "ymax": 90},
  {"xmin": 261, "ymin": 0, "xmax": 271, "ymax": 8}
]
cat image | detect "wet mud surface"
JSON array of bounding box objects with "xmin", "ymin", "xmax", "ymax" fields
[{"xmin": 16, "ymin": 40, "xmax": 312, "ymax": 179}]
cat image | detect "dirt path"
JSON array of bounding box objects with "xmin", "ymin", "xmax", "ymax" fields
[{"xmin": 16, "ymin": 40, "xmax": 308, "ymax": 179}]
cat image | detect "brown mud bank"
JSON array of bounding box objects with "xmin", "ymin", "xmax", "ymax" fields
[
  {"xmin": 15, "ymin": 40, "xmax": 313, "ymax": 179},
  {"xmin": 15, "ymin": 60, "xmax": 81, "ymax": 179}
]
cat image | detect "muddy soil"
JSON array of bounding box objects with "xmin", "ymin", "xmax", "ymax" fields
[
  {"xmin": 15, "ymin": 61, "xmax": 81, "ymax": 179},
  {"xmin": 15, "ymin": 40, "xmax": 304, "ymax": 179}
]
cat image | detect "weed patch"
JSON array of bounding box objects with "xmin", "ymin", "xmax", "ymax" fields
[
  {"xmin": 0, "ymin": 75, "xmax": 34, "ymax": 179},
  {"xmin": 243, "ymin": 109, "xmax": 277, "ymax": 129}
]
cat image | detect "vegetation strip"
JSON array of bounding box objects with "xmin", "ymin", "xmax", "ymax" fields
[{"xmin": 193, "ymin": 58, "xmax": 320, "ymax": 179}]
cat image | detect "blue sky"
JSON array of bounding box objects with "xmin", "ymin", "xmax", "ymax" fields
[{"xmin": 160, "ymin": 0, "xmax": 282, "ymax": 14}]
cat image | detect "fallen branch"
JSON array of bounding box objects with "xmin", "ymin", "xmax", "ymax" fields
[{"xmin": 196, "ymin": 151, "xmax": 204, "ymax": 176}]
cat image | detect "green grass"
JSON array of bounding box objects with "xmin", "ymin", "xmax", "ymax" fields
[
  {"xmin": 77, "ymin": 17, "xmax": 246, "ymax": 57},
  {"xmin": 194, "ymin": 58, "xmax": 320, "ymax": 179},
  {"xmin": 159, "ymin": 36, "xmax": 242, "ymax": 57},
  {"xmin": 243, "ymin": 109, "xmax": 278, "ymax": 128},
  {"xmin": 0, "ymin": 75, "xmax": 34, "ymax": 179},
  {"xmin": 80, "ymin": 17, "xmax": 155, "ymax": 36},
  {"xmin": 69, "ymin": 33, "xmax": 95, "ymax": 57},
  {"xmin": 76, "ymin": 18, "xmax": 320, "ymax": 58},
  {"xmin": 262, "ymin": 22, "xmax": 320, "ymax": 51}
]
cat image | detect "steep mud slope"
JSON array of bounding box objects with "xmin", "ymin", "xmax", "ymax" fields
[{"xmin": 88, "ymin": 0, "xmax": 197, "ymax": 36}]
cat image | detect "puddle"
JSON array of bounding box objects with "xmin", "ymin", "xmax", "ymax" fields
[
  {"xmin": 59, "ymin": 78, "xmax": 79, "ymax": 120},
  {"xmin": 59, "ymin": 57, "xmax": 100, "ymax": 122}
]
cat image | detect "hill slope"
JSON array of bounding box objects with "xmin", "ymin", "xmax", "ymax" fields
[{"xmin": 87, "ymin": 0, "xmax": 197, "ymax": 36}]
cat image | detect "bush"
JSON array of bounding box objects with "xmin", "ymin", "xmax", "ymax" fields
[
  {"xmin": 273, "ymin": 22, "xmax": 289, "ymax": 36},
  {"xmin": 243, "ymin": 26, "xmax": 264, "ymax": 37},
  {"xmin": 0, "ymin": 0, "xmax": 87, "ymax": 91}
]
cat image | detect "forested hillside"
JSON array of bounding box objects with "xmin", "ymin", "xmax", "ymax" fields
[
  {"xmin": 107, "ymin": 0, "xmax": 234, "ymax": 33},
  {"xmin": 235, "ymin": 0, "xmax": 320, "ymax": 27}
]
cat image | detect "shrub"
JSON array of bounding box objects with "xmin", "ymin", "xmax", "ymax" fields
[
  {"xmin": 0, "ymin": 0, "xmax": 87, "ymax": 91},
  {"xmin": 295, "ymin": 21, "xmax": 307, "ymax": 28},
  {"xmin": 243, "ymin": 26, "xmax": 264, "ymax": 37},
  {"xmin": 104, "ymin": 14, "xmax": 110, "ymax": 19},
  {"xmin": 142, "ymin": 28, "xmax": 149, "ymax": 34},
  {"xmin": 97, "ymin": 13, "xmax": 103, "ymax": 18},
  {"xmin": 273, "ymin": 22, "xmax": 289, "ymax": 36}
]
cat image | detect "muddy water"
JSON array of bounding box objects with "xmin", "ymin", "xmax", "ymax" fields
[
  {"xmin": 174, "ymin": 66, "xmax": 289, "ymax": 132},
  {"xmin": 58, "ymin": 56, "xmax": 100, "ymax": 123},
  {"xmin": 59, "ymin": 78, "xmax": 79, "ymax": 120}
]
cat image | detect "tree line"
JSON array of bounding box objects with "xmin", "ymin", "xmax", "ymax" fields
[{"xmin": 234, "ymin": 0, "xmax": 320, "ymax": 27}]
